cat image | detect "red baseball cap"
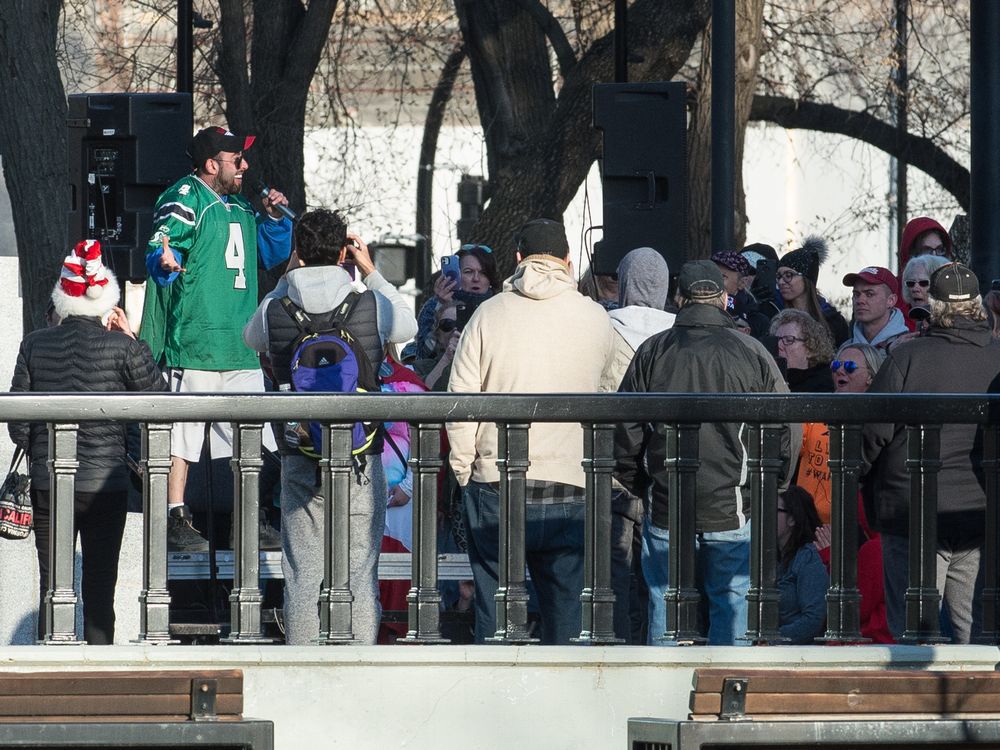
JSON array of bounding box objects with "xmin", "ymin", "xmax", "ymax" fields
[{"xmin": 842, "ymin": 266, "xmax": 899, "ymax": 296}]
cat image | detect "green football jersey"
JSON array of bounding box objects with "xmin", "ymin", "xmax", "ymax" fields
[{"xmin": 140, "ymin": 175, "xmax": 262, "ymax": 370}]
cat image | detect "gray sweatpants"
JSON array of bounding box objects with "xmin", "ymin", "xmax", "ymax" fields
[{"xmin": 280, "ymin": 452, "xmax": 386, "ymax": 645}]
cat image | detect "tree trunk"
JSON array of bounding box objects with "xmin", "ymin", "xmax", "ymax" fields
[
  {"xmin": 215, "ymin": 0, "xmax": 338, "ymax": 215},
  {"xmin": 0, "ymin": 0, "xmax": 68, "ymax": 333},
  {"xmin": 687, "ymin": 0, "xmax": 765, "ymax": 259},
  {"xmin": 460, "ymin": 0, "xmax": 711, "ymax": 275}
]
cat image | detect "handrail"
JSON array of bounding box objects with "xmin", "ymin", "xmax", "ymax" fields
[{"xmin": 6, "ymin": 390, "xmax": 999, "ymax": 647}]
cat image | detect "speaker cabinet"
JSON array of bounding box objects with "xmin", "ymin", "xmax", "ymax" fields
[
  {"xmin": 68, "ymin": 93, "xmax": 192, "ymax": 282},
  {"xmin": 592, "ymin": 82, "xmax": 687, "ymax": 276}
]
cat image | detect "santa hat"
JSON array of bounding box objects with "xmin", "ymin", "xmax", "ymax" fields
[{"xmin": 51, "ymin": 240, "xmax": 120, "ymax": 320}]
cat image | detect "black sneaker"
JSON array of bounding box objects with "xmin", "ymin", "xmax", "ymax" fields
[
  {"xmin": 227, "ymin": 515, "xmax": 283, "ymax": 551},
  {"xmin": 167, "ymin": 505, "xmax": 209, "ymax": 553}
]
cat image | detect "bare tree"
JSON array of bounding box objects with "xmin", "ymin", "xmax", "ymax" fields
[{"xmin": 0, "ymin": 0, "xmax": 69, "ymax": 332}]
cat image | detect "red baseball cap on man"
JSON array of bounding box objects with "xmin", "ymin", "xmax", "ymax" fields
[{"xmin": 842, "ymin": 266, "xmax": 899, "ymax": 296}]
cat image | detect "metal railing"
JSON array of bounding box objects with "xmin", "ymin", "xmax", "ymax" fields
[{"xmin": 4, "ymin": 391, "xmax": 999, "ymax": 646}]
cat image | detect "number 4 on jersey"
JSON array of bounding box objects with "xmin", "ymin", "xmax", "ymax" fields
[{"xmin": 224, "ymin": 223, "xmax": 247, "ymax": 290}]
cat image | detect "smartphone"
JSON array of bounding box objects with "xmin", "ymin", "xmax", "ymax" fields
[
  {"xmin": 992, "ymin": 278, "xmax": 1000, "ymax": 292},
  {"xmin": 339, "ymin": 242, "xmax": 358, "ymax": 280},
  {"xmin": 441, "ymin": 255, "xmax": 461, "ymax": 287},
  {"xmin": 456, "ymin": 301, "xmax": 474, "ymax": 330}
]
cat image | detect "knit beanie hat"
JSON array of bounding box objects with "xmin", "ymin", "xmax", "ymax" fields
[
  {"xmin": 51, "ymin": 239, "xmax": 120, "ymax": 320},
  {"xmin": 778, "ymin": 236, "xmax": 828, "ymax": 285}
]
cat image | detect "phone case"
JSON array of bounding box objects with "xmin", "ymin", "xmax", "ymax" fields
[{"xmin": 441, "ymin": 255, "xmax": 460, "ymax": 285}]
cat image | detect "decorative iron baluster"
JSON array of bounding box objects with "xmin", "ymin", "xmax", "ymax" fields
[
  {"xmin": 401, "ymin": 421, "xmax": 448, "ymax": 644},
  {"xmin": 745, "ymin": 422, "xmax": 784, "ymax": 644},
  {"xmin": 820, "ymin": 423, "xmax": 865, "ymax": 643},
  {"xmin": 573, "ymin": 422, "xmax": 621, "ymax": 644},
  {"xmin": 44, "ymin": 422, "xmax": 83, "ymax": 644},
  {"xmin": 980, "ymin": 423, "xmax": 1000, "ymax": 643},
  {"xmin": 901, "ymin": 423, "xmax": 946, "ymax": 644},
  {"xmin": 319, "ymin": 423, "xmax": 356, "ymax": 643},
  {"xmin": 136, "ymin": 422, "xmax": 177, "ymax": 644},
  {"xmin": 487, "ymin": 422, "xmax": 537, "ymax": 644},
  {"xmin": 221, "ymin": 422, "xmax": 270, "ymax": 643},
  {"xmin": 661, "ymin": 422, "xmax": 704, "ymax": 644}
]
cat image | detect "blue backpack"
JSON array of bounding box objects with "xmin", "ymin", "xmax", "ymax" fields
[{"xmin": 280, "ymin": 294, "xmax": 380, "ymax": 459}]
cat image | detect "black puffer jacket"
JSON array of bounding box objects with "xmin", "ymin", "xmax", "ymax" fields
[{"xmin": 9, "ymin": 316, "xmax": 166, "ymax": 493}]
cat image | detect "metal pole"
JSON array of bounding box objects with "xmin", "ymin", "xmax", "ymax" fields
[
  {"xmin": 614, "ymin": 0, "xmax": 628, "ymax": 83},
  {"xmin": 711, "ymin": 0, "xmax": 736, "ymax": 253},
  {"xmin": 893, "ymin": 0, "xmax": 908, "ymax": 258},
  {"xmin": 971, "ymin": 0, "xmax": 1000, "ymax": 289},
  {"xmin": 177, "ymin": 0, "xmax": 193, "ymax": 94}
]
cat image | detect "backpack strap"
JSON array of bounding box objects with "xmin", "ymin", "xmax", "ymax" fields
[
  {"xmin": 328, "ymin": 291, "xmax": 366, "ymax": 329},
  {"xmin": 279, "ymin": 296, "xmax": 314, "ymax": 334}
]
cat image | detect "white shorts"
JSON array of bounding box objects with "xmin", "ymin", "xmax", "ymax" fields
[{"xmin": 168, "ymin": 368, "xmax": 278, "ymax": 462}]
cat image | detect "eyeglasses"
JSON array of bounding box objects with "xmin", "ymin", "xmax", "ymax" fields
[
  {"xmin": 214, "ymin": 155, "xmax": 245, "ymax": 168},
  {"xmin": 776, "ymin": 335, "xmax": 806, "ymax": 346},
  {"xmin": 776, "ymin": 270, "xmax": 802, "ymax": 283},
  {"xmin": 437, "ymin": 318, "xmax": 458, "ymax": 333},
  {"xmin": 905, "ymin": 279, "xmax": 930, "ymax": 288},
  {"xmin": 830, "ymin": 360, "xmax": 859, "ymax": 373},
  {"xmin": 460, "ymin": 243, "xmax": 493, "ymax": 254}
]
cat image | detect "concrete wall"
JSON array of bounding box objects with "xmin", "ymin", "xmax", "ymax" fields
[{"xmin": 1, "ymin": 644, "xmax": 998, "ymax": 750}]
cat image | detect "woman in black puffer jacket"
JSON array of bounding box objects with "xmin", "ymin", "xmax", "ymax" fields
[{"xmin": 9, "ymin": 240, "xmax": 166, "ymax": 644}]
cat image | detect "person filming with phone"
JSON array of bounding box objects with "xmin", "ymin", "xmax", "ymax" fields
[
  {"xmin": 407, "ymin": 243, "xmax": 501, "ymax": 361},
  {"xmin": 243, "ymin": 209, "xmax": 417, "ymax": 645}
]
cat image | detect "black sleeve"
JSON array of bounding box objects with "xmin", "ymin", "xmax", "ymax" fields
[
  {"xmin": 8, "ymin": 342, "xmax": 31, "ymax": 451},
  {"xmin": 614, "ymin": 346, "xmax": 652, "ymax": 496}
]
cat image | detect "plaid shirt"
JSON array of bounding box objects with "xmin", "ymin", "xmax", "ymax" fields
[{"xmin": 487, "ymin": 480, "xmax": 584, "ymax": 505}]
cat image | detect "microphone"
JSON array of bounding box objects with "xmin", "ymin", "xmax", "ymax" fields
[{"xmin": 254, "ymin": 179, "xmax": 298, "ymax": 222}]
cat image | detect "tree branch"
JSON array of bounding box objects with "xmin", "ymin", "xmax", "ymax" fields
[
  {"xmin": 750, "ymin": 94, "xmax": 970, "ymax": 211},
  {"xmin": 512, "ymin": 0, "xmax": 576, "ymax": 78}
]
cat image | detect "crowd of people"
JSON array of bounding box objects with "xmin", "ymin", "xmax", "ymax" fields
[{"xmin": 9, "ymin": 122, "xmax": 999, "ymax": 648}]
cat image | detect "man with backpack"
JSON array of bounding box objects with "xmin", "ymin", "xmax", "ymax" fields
[{"xmin": 243, "ymin": 209, "xmax": 417, "ymax": 645}]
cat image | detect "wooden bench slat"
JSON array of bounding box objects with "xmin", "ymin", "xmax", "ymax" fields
[
  {"xmin": 693, "ymin": 669, "xmax": 1000, "ymax": 695},
  {"xmin": 0, "ymin": 671, "xmax": 242, "ymax": 697},
  {"xmin": 691, "ymin": 691, "xmax": 1000, "ymax": 715},
  {"xmin": 0, "ymin": 694, "xmax": 243, "ymax": 718}
]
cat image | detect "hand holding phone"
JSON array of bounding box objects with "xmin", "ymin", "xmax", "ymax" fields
[{"xmin": 441, "ymin": 255, "xmax": 461, "ymax": 287}]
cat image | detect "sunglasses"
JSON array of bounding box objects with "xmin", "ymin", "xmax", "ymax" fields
[
  {"xmin": 830, "ymin": 360, "xmax": 859, "ymax": 374},
  {"xmin": 437, "ymin": 318, "xmax": 458, "ymax": 333},
  {"xmin": 460, "ymin": 243, "xmax": 493, "ymax": 254},
  {"xmin": 905, "ymin": 279, "xmax": 930, "ymax": 288}
]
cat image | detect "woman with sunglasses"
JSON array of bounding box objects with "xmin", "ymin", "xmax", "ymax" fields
[
  {"xmin": 900, "ymin": 254, "xmax": 949, "ymax": 334},
  {"xmin": 411, "ymin": 301, "xmax": 461, "ymax": 391},
  {"xmin": 775, "ymin": 237, "xmax": 850, "ymax": 347},
  {"xmin": 408, "ymin": 244, "xmax": 501, "ymax": 361}
]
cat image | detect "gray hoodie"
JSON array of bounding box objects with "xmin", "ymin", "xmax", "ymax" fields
[{"xmin": 847, "ymin": 306, "xmax": 909, "ymax": 348}]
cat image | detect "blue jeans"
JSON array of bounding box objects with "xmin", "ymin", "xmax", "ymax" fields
[
  {"xmin": 462, "ymin": 481, "xmax": 585, "ymax": 645},
  {"xmin": 641, "ymin": 516, "xmax": 751, "ymax": 646}
]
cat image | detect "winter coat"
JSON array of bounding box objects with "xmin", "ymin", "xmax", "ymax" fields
[
  {"xmin": 614, "ymin": 302, "xmax": 800, "ymax": 533},
  {"xmin": 8, "ymin": 316, "xmax": 166, "ymax": 493},
  {"xmin": 600, "ymin": 305, "xmax": 676, "ymax": 392},
  {"xmin": 787, "ymin": 362, "xmax": 835, "ymax": 393},
  {"xmin": 447, "ymin": 255, "xmax": 614, "ymax": 488},
  {"xmin": 778, "ymin": 544, "xmax": 829, "ymax": 644},
  {"xmin": 862, "ymin": 316, "xmax": 1000, "ymax": 538}
]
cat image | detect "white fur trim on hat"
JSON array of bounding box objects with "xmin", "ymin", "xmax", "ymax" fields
[{"xmin": 51, "ymin": 240, "xmax": 120, "ymax": 320}]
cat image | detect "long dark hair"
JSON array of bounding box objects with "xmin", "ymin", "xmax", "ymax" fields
[{"xmin": 780, "ymin": 485, "xmax": 822, "ymax": 566}]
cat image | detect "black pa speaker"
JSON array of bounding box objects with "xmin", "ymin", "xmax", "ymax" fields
[
  {"xmin": 592, "ymin": 82, "xmax": 687, "ymax": 276},
  {"xmin": 67, "ymin": 93, "xmax": 192, "ymax": 282}
]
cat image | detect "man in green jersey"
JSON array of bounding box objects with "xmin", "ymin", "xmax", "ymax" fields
[{"xmin": 140, "ymin": 126, "xmax": 292, "ymax": 551}]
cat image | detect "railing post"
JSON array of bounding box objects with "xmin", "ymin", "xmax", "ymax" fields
[
  {"xmin": 401, "ymin": 422, "xmax": 448, "ymax": 644},
  {"xmin": 43, "ymin": 422, "xmax": 83, "ymax": 644},
  {"xmin": 487, "ymin": 422, "xmax": 538, "ymax": 644},
  {"xmin": 136, "ymin": 422, "xmax": 178, "ymax": 644},
  {"xmin": 980, "ymin": 423, "xmax": 1000, "ymax": 643},
  {"xmin": 661, "ymin": 423, "xmax": 704, "ymax": 644},
  {"xmin": 573, "ymin": 423, "xmax": 621, "ymax": 644},
  {"xmin": 901, "ymin": 424, "xmax": 946, "ymax": 644},
  {"xmin": 319, "ymin": 423, "xmax": 356, "ymax": 643},
  {"xmin": 221, "ymin": 422, "xmax": 270, "ymax": 644},
  {"xmin": 820, "ymin": 423, "xmax": 866, "ymax": 643},
  {"xmin": 746, "ymin": 423, "xmax": 784, "ymax": 644}
]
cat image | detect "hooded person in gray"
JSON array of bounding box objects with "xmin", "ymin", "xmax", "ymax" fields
[{"xmin": 599, "ymin": 246, "xmax": 675, "ymax": 643}]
